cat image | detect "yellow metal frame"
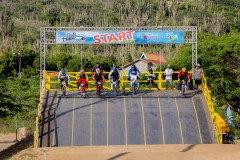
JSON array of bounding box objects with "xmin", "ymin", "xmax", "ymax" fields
[
  {"xmin": 45, "ymin": 71, "xmax": 189, "ymax": 91},
  {"xmin": 34, "ymin": 70, "xmax": 46, "ymax": 148},
  {"xmin": 201, "ymin": 74, "xmax": 230, "ymax": 144}
]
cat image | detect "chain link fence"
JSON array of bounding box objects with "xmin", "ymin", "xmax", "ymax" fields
[{"xmin": 0, "ymin": 121, "xmax": 35, "ymax": 136}]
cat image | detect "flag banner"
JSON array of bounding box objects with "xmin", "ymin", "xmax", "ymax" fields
[{"xmin": 56, "ymin": 30, "xmax": 184, "ymax": 44}]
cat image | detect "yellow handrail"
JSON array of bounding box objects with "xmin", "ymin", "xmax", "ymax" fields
[
  {"xmin": 201, "ymin": 74, "xmax": 230, "ymax": 144},
  {"xmin": 44, "ymin": 71, "xmax": 192, "ymax": 91},
  {"xmin": 35, "ymin": 70, "xmax": 47, "ymax": 148}
]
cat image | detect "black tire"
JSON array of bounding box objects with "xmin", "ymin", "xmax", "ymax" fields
[
  {"xmin": 132, "ymin": 82, "xmax": 136, "ymax": 95},
  {"xmin": 148, "ymin": 82, "xmax": 152, "ymax": 90},
  {"xmin": 114, "ymin": 84, "xmax": 118, "ymax": 96},
  {"xmin": 97, "ymin": 85, "xmax": 101, "ymax": 96},
  {"xmin": 62, "ymin": 86, "xmax": 66, "ymax": 96},
  {"xmin": 148, "ymin": 79, "xmax": 152, "ymax": 90},
  {"xmin": 181, "ymin": 84, "xmax": 185, "ymax": 95},
  {"xmin": 130, "ymin": 82, "xmax": 133, "ymax": 95}
]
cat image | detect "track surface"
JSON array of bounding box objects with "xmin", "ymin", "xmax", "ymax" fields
[{"xmin": 39, "ymin": 90, "xmax": 215, "ymax": 147}]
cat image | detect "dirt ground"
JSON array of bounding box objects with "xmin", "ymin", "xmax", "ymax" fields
[
  {"xmin": 0, "ymin": 133, "xmax": 26, "ymax": 152},
  {"xmin": 1, "ymin": 133, "xmax": 240, "ymax": 160},
  {"xmin": 0, "ymin": 133, "xmax": 40, "ymax": 160}
]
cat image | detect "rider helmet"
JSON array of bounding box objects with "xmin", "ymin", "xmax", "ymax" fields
[
  {"xmin": 61, "ymin": 68, "xmax": 66, "ymax": 74},
  {"xmin": 149, "ymin": 68, "xmax": 153, "ymax": 74},
  {"xmin": 182, "ymin": 67, "xmax": 186, "ymax": 72},
  {"xmin": 79, "ymin": 69, "xmax": 85, "ymax": 78},
  {"xmin": 112, "ymin": 64, "xmax": 117, "ymax": 71},
  {"xmin": 80, "ymin": 73, "xmax": 85, "ymax": 78},
  {"xmin": 131, "ymin": 64, "xmax": 136, "ymax": 68},
  {"xmin": 95, "ymin": 62, "xmax": 100, "ymax": 69},
  {"xmin": 80, "ymin": 69, "xmax": 84, "ymax": 73}
]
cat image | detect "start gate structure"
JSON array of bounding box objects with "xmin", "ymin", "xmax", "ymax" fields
[
  {"xmin": 35, "ymin": 26, "xmax": 232, "ymax": 147},
  {"xmin": 40, "ymin": 26, "xmax": 197, "ymax": 92}
]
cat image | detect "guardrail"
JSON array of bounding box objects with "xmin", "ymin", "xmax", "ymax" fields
[
  {"xmin": 34, "ymin": 70, "xmax": 46, "ymax": 148},
  {"xmin": 201, "ymin": 74, "xmax": 230, "ymax": 144},
  {"xmin": 45, "ymin": 71, "xmax": 192, "ymax": 91}
]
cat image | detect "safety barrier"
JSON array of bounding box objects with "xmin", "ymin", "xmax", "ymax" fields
[
  {"xmin": 45, "ymin": 71, "xmax": 190, "ymax": 91},
  {"xmin": 34, "ymin": 70, "xmax": 46, "ymax": 148},
  {"xmin": 201, "ymin": 74, "xmax": 230, "ymax": 144}
]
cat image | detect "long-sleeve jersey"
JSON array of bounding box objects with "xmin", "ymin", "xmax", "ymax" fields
[
  {"xmin": 109, "ymin": 68, "xmax": 121, "ymax": 79},
  {"xmin": 58, "ymin": 71, "xmax": 70, "ymax": 80},
  {"xmin": 94, "ymin": 72, "xmax": 104, "ymax": 82},
  {"xmin": 178, "ymin": 70, "xmax": 190, "ymax": 79},
  {"xmin": 128, "ymin": 67, "xmax": 140, "ymax": 77},
  {"xmin": 109, "ymin": 71, "xmax": 120, "ymax": 81}
]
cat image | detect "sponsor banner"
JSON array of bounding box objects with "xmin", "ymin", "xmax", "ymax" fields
[{"xmin": 56, "ymin": 30, "xmax": 184, "ymax": 44}]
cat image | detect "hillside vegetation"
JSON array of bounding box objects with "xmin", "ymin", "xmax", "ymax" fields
[{"xmin": 0, "ymin": 0, "xmax": 239, "ymax": 136}]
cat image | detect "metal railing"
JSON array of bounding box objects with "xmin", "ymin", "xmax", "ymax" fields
[
  {"xmin": 34, "ymin": 71, "xmax": 46, "ymax": 148},
  {"xmin": 44, "ymin": 71, "xmax": 190, "ymax": 91},
  {"xmin": 201, "ymin": 74, "xmax": 230, "ymax": 144}
]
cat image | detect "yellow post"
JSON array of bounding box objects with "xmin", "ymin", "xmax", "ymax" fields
[
  {"xmin": 38, "ymin": 103, "xmax": 41, "ymax": 118},
  {"xmin": 158, "ymin": 72, "xmax": 162, "ymax": 89},
  {"xmin": 36, "ymin": 117, "xmax": 38, "ymax": 132},
  {"xmin": 120, "ymin": 73, "xmax": 123, "ymax": 91},
  {"xmin": 34, "ymin": 131, "xmax": 37, "ymax": 148},
  {"xmin": 35, "ymin": 116, "xmax": 39, "ymax": 148},
  {"xmin": 46, "ymin": 73, "xmax": 51, "ymax": 90}
]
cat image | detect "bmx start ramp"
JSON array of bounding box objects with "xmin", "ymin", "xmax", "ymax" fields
[
  {"xmin": 38, "ymin": 144, "xmax": 240, "ymax": 160},
  {"xmin": 39, "ymin": 90, "xmax": 215, "ymax": 147}
]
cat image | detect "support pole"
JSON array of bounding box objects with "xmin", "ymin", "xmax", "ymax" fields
[
  {"xmin": 81, "ymin": 45, "xmax": 83, "ymax": 69},
  {"xmin": 121, "ymin": 45, "xmax": 124, "ymax": 71},
  {"xmin": 159, "ymin": 48, "xmax": 162, "ymax": 72},
  {"xmin": 15, "ymin": 111, "xmax": 18, "ymax": 142},
  {"xmin": 121, "ymin": 45, "xmax": 124, "ymax": 91}
]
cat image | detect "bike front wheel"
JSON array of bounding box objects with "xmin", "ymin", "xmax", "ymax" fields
[
  {"xmin": 181, "ymin": 84, "xmax": 185, "ymax": 95},
  {"xmin": 62, "ymin": 86, "xmax": 66, "ymax": 96},
  {"xmin": 97, "ymin": 85, "xmax": 101, "ymax": 96}
]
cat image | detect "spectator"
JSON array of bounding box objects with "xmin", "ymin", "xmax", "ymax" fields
[
  {"xmin": 193, "ymin": 63, "xmax": 203, "ymax": 92},
  {"xmin": 147, "ymin": 68, "xmax": 160, "ymax": 90},
  {"xmin": 164, "ymin": 64, "xmax": 173, "ymax": 90}
]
